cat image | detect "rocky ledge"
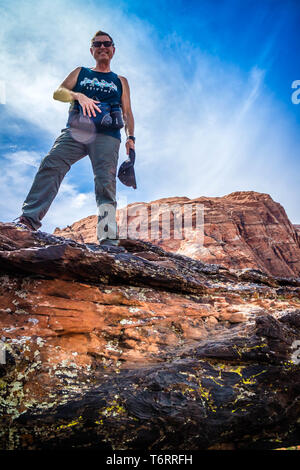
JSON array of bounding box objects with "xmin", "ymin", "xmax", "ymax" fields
[{"xmin": 0, "ymin": 222, "xmax": 299, "ymax": 450}]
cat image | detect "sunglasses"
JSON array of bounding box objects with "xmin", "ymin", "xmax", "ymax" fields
[{"xmin": 92, "ymin": 41, "xmax": 114, "ymax": 48}]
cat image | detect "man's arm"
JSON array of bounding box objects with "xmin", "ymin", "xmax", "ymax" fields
[
  {"xmin": 119, "ymin": 76, "xmax": 135, "ymax": 153},
  {"xmin": 53, "ymin": 67, "xmax": 82, "ymax": 102},
  {"xmin": 53, "ymin": 67, "xmax": 101, "ymax": 117}
]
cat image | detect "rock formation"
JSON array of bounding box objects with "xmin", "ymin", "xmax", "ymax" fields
[
  {"xmin": 54, "ymin": 191, "xmax": 300, "ymax": 279},
  {"xmin": 294, "ymin": 224, "xmax": 300, "ymax": 240},
  {"xmin": 0, "ymin": 222, "xmax": 299, "ymax": 450}
]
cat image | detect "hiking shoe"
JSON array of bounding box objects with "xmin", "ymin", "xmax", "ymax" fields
[
  {"xmin": 86, "ymin": 243, "xmax": 102, "ymax": 252},
  {"xmin": 13, "ymin": 216, "xmax": 36, "ymax": 231},
  {"xmin": 99, "ymin": 244, "xmax": 126, "ymax": 253},
  {"xmin": 86, "ymin": 241, "xmax": 126, "ymax": 254},
  {"xmin": 99, "ymin": 239, "xmax": 126, "ymax": 253}
]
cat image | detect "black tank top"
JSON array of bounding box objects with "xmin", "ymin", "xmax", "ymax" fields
[{"xmin": 66, "ymin": 66, "xmax": 123, "ymax": 140}]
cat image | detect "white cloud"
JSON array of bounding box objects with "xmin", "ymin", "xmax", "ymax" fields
[
  {"xmin": 0, "ymin": 0, "xmax": 299, "ymax": 234},
  {"xmin": 0, "ymin": 151, "xmax": 40, "ymax": 223},
  {"xmin": 3, "ymin": 150, "xmax": 40, "ymax": 168},
  {"xmin": 0, "ymin": 149, "xmax": 97, "ymax": 232},
  {"xmin": 44, "ymin": 182, "xmax": 97, "ymax": 232}
]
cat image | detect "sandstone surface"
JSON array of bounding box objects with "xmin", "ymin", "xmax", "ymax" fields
[
  {"xmin": 54, "ymin": 191, "xmax": 300, "ymax": 279},
  {"xmin": 294, "ymin": 225, "xmax": 300, "ymax": 239},
  {"xmin": 0, "ymin": 222, "xmax": 299, "ymax": 450}
]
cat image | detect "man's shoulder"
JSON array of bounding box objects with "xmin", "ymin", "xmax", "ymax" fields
[
  {"xmin": 117, "ymin": 75, "xmax": 129, "ymax": 92},
  {"xmin": 73, "ymin": 66, "xmax": 83, "ymax": 73},
  {"xmin": 67, "ymin": 66, "xmax": 83, "ymax": 79}
]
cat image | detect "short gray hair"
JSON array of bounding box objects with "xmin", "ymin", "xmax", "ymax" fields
[{"xmin": 91, "ymin": 30, "xmax": 114, "ymax": 45}]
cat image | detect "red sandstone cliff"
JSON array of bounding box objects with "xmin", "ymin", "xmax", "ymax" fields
[
  {"xmin": 54, "ymin": 191, "xmax": 300, "ymax": 279},
  {"xmin": 294, "ymin": 224, "xmax": 300, "ymax": 240}
]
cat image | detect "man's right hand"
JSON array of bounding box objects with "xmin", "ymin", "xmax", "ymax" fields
[
  {"xmin": 76, "ymin": 93, "xmax": 101, "ymax": 118},
  {"xmin": 53, "ymin": 67, "xmax": 101, "ymax": 117}
]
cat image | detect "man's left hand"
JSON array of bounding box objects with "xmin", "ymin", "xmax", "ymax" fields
[{"xmin": 126, "ymin": 138, "xmax": 135, "ymax": 155}]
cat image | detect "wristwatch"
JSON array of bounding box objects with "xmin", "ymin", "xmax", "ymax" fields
[{"xmin": 127, "ymin": 135, "xmax": 136, "ymax": 143}]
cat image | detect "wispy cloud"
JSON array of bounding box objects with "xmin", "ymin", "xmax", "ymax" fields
[
  {"xmin": 1, "ymin": 0, "xmax": 299, "ymax": 233},
  {"xmin": 3, "ymin": 150, "xmax": 40, "ymax": 168},
  {"xmin": 0, "ymin": 148, "xmax": 98, "ymax": 231},
  {"xmin": 0, "ymin": 151, "xmax": 41, "ymax": 224}
]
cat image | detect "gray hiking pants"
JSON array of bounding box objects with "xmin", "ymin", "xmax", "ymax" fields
[{"xmin": 22, "ymin": 127, "xmax": 120, "ymax": 243}]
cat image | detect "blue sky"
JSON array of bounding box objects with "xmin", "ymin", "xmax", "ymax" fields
[{"xmin": 0, "ymin": 0, "xmax": 299, "ymax": 232}]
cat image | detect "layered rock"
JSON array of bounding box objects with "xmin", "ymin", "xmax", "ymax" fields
[
  {"xmin": 0, "ymin": 222, "xmax": 299, "ymax": 450},
  {"xmin": 54, "ymin": 191, "xmax": 300, "ymax": 279},
  {"xmin": 294, "ymin": 224, "xmax": 300, "ymax": 240}
]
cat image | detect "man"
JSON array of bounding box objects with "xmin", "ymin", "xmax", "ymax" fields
[{"xmin": 15, "ymin": 30, "xmax": 135, "ymax": 250}]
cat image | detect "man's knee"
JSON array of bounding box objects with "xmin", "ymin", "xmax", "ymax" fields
[
  {"xmin": 39, "ymin": 152, "xmax": 70, "ymax": 174},
  {"xmin": 95, "ymin": 176, "xmax": 116, "ymax": 198}
]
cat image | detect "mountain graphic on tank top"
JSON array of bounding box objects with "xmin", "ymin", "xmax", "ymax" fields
[{"xmin": 79, "ymin": 77, "xmax": 118, "ymax": 93}]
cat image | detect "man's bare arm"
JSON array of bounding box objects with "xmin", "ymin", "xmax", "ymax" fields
[
  {"xmin": 53, "ymin": 67, "xmax": 101, "ymax": 117},
  {"xmin": 119, "ymin": 76, "xmax": 135, "ymax": 138},
  {"xmin": 53, "ymin": 67, "xmax": 82, "ymax": 102}
]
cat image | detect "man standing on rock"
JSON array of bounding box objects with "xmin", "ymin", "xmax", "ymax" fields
[{"xmin": 15, "ymin": 30, "xmax": 135, "ymax": 251}]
